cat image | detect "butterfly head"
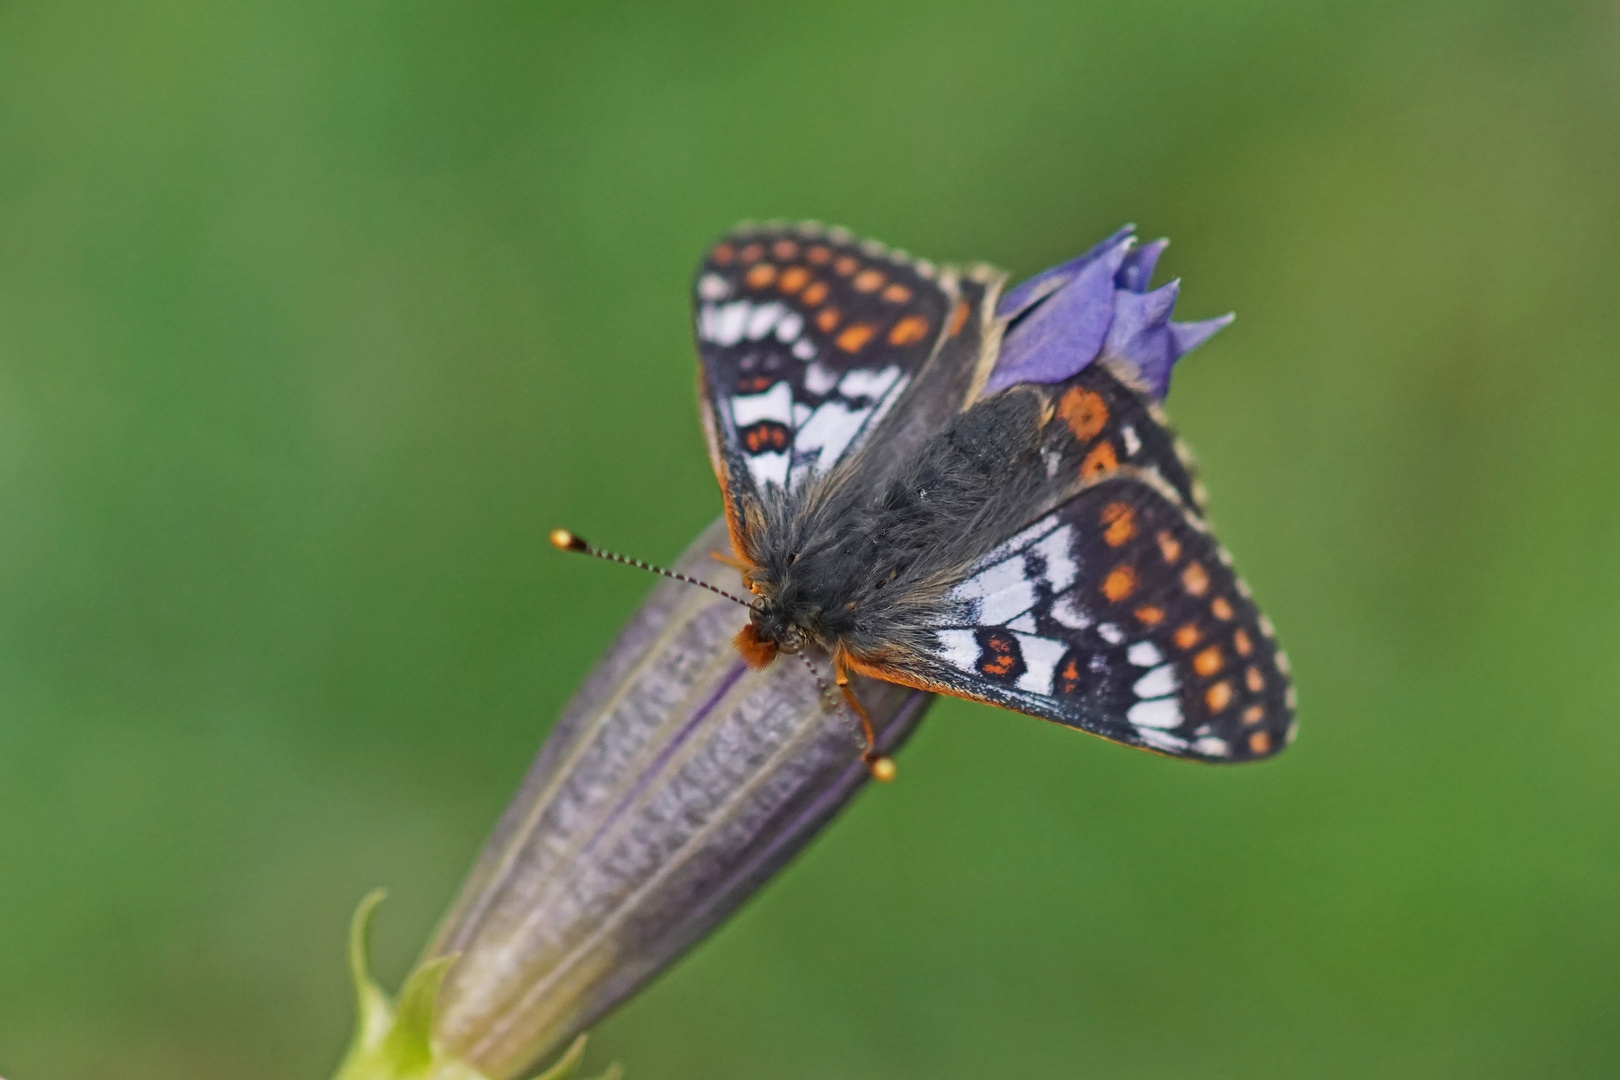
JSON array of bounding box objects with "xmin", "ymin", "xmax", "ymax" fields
[{"xmin": 733, "ymin": 592, "xmax": 813, "ymax": 669}]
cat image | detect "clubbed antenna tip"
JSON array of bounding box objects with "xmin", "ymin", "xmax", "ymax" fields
[
  {"xmin": 550, "ymin": 528, "xmax": 588, "ymax": 552},
  {"xmin": 550, "ymin": 527, "xmax": 755, "ymax": 609}
]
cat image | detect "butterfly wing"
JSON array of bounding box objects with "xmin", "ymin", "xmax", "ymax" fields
[
  {"xmin": 896, "ymin": 473, "xmax": 1293, "ymax": 761},
  {"xmin": 692, "ymin": 223, "xmax": 991, "ymax": 529},
  {"xmin": 849, "ymin": 362, "xmax": 1294, "ymax": 763}
]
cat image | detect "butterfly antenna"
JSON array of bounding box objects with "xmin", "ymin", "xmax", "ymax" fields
[
  {"xmin": 554, "ymin": 528, "xmax": 895, "ymax": 783},
  {"xmin": 549, "ymin": 529, "xmax": 755, "ymax": 609},
  {"xmin": 797, "ymin": 652, "xmax": 897, "ymax": 784}
]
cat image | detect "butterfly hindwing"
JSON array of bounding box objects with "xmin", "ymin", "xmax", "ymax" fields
[
  {"xmin": 898, "ymin": 472, "xmax": 1293, "ymax": 761},
  {"xmin": 692, "ymin": 223, "xmax": 959, "ymax": 505}
]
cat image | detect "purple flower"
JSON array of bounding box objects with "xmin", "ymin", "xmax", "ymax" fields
[
  {"xmin": 333, "ymin": 227, "xmax": 1234, "ymax": 1080},
  {"xmin": 983, "ymin": 226, "xmax": 1233, "ymax": 399}
]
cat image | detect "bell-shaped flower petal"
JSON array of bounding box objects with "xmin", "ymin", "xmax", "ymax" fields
[
  {"xmin": 1115, "ymin": 237, "xmax": 1168, "ymax": 294},
  {"xmin": 982, "ymin": 235, "xmax": 1132, "ymax": 396},
  {"xmin": 986, "ymin": 226, "xmax": 1233, "ymax": 401},
  {"xmin": 995, "ymin": 224, "xmax": 1136, "ymax": 320}
]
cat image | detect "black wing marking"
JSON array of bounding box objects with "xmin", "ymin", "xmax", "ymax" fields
[
  {"xmin": 909, "ymin": 473, "xmax": 1294, "ymax": 762},
  {"xmin": 692, "ymin": 222, "xmax": 961, "ymax": 502}
]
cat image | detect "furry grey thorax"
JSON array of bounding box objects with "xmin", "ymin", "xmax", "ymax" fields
[{"xmin": 740, "ymin": 388, "xmax": 1049, "ymax": 666}]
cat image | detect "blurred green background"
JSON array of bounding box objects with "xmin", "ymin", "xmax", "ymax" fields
[{"xmin": 2, "ymin": 1, "xmax": 1618, "ymax": 1076}]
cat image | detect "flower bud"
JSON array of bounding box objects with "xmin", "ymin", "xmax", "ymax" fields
[{"xmin": 420, "ymin": 518, "xmax": 931, "ymax": 1078}]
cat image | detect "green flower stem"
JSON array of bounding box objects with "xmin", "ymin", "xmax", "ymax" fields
[{"xmin": 333, "ymin": 892, "xmax": 618, "ymax": 1080}]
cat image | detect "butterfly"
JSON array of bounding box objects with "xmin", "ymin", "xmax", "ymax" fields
[{"xmin": 565, "ymin": 221, "xmax": 1295, "ymax": 779}]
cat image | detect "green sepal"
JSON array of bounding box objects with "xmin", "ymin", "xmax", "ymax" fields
[{"xmin": 332, "ymin": 892, "xmax": 619, "ymax": 1080}]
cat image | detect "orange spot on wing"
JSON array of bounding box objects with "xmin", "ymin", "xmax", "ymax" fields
[
  {"xmin": 1243, "ymin": 704, "xmax": 1265, "ymax": 726},
  {"xmin": 887, "ymin": 314, "xmax": 930, "ymax": 345},
  {"xmin": 1057, "ymin": 386, "xmax": 1109, "ymax": 442},
  {"xmin": 745, "ymin": 263, "xmax": 777, "ymax": 289},
  {"xmin": 1233, "ymin": 628, "xmax": 1253, "ymax": 656},
  {"xmin": 1100, "ymin": 502, "xmax": 1135, "ymax": 546},
  {"xmin": 712, "ymin": 243, "xmax": 736, "ymax": 265},
  {"xmin": 739, "ymin": 243, "xmax": 764, "ymax": 263},
  {"xmin": 1102, "ymin": 564, "xmax": 1136, "ymax": 602},
  {"xmin": 741, "ymin": 423, "xmax": 790, "ymax": 453},
  {"xmin": 1134, "ymin": 605, "xmax": 1164, "ymax": 625},
  {"xmin": 772, "ymin": 239, "xmax": 799, "ymax": 260},
  {"xmin": 853, "ymin": 268, "xmax": 885, "ymax": 293},
  {"xmin": 1080, "ymin": 441, "xmax": 1119, "ymax": 479},
  {"xmin": 1247, "ymin": 730, "xmax": 1272, "ymax": 754},
  {"xmin": 801, "ymin": 280, "xmax": 829, "ymax": 306},
  {"xmin": 778, "ymin": 266, "xmax": 810, "ymax": 294},
  {"xmin": 1182, "ymin": 562, "xmax": 1210, "ymax": 596},
  {"xmin": 1246, "ymin": 666, "xmax": 1265, "ymax": 692},
  {"xmin": 1157, "ymin": 531, "xmax": 1182, "ymax": 563},
  {"xmin": 1058, "ymin": 656, "xmax": 1082, "ymax": 693},
  {"xmin": 834, "ymin": 255, "xmax": 858, "ymax": 276},
  {"xmin": 1205, "ymin": 681, "xmax": 1233, "ymax": 713},
  {"xmin": 948, "ymin": 299, "xmax": 970, "ymax": 336},
  {"xmin": 836, "ymin": 323, "xmax": 876, "ymax": 352},
  {"xmin": 1211, "ymin": 596, "xmax": 1234, "ymax": 620},
  {"xmin": 881, "ymin": 283, "xmax": 913, "ymax": 303},
  {"xmin": 1193, "ymin": 646, "xmax": 1223, "ymax": 677},
  {"xmin": 816, "ymin": 307, "xmax": 842, "ymax": 332},
  {"xmin": 1173, "ymin": 624, "xmax": 1201, "ymax": 650},
  {"xmin": 806, "ymin": 245, "xmax": 832, "ymax": 265},
  {"xmin": 979, "ymin": 632, "xmax": 1019, "ymax": 676}
]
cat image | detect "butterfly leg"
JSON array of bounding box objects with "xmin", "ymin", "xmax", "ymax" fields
[
  {"xmin": 708, "ymin": 548, "xmax": 750, "ymax": 573},
  {"xmin": 833, "ymin": 659, "xmax": 898, "ymax": 783}
]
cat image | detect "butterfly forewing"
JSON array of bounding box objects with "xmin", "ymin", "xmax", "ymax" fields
[
  {"xmin": 693, "ymin": 223, "xmax": 958, "ymax": 501},
  {"xmin": 903, "ymin": 473, "xmax": 1294, "ymax": 761}
]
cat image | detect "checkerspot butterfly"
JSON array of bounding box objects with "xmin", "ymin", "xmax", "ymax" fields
[{"xmin": 561, "ymin": 222, "xmax": 1295, "ymax": 778}]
